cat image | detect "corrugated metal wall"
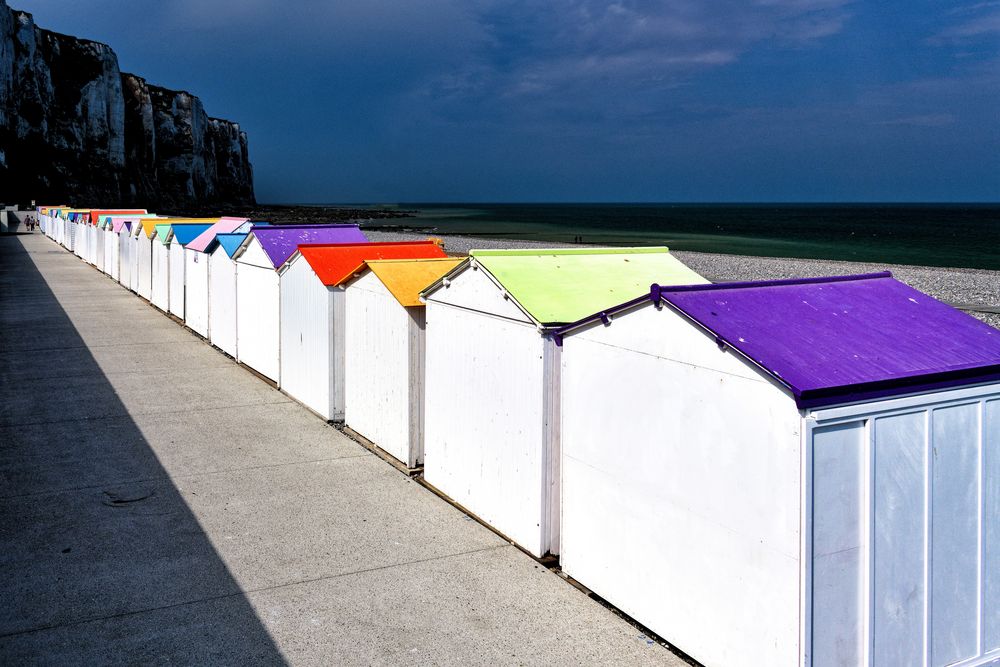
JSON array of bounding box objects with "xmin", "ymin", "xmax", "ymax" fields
[
  {"xmin": 94, "ymin": 227, "xmax": 105, "ymax": 270},
  {"xmin": 185, "ymin": 251, "xmax": 210, "ymax": 337},
  {"xmin": 151, "ymin": 242, "xmax": 170, "ymax": 311},
  {"xmin": 345, "ymin": 271, "xmax": 416, "ymax": 464},
  {"xmin": 279, "ymin": 258, "xmax": 334, "ymax": 418},
  {"xmin": 208, "ymin": 248, "xmax": 238, "ymax": 357},
  {"xmin": 236, "ymin": 263, "xmax": 280, "ymax": 381},
  {"xmin": 136, "ymin": 236, "xmax": 153, "ymax": 300},
  {"xmin": 118, "ymin": 233, "xmax": 131, "ymax": 289},
  {"xmin": 104, "ymin": 230, "xmax": 119, "ymax": 280},
  {"xmin": 168, "ymin": 243, "xmax": 186, "ymax": 318},
  {"xmin": 809, "ymin": 390, "xmax": 1000, "ymax": 667}
]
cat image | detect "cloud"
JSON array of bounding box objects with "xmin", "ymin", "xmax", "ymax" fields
[{"xmin": 929, "ymin": 3, "xmax": 1000, "ymax": 44}]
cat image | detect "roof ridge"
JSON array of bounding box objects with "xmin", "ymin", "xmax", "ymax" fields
[
  {"xmin": 471, "ymin": 247, "xmax": 669, "ymax": 257},
  {"xmin": 657, "ymin": 271, "xmax": 892, "ymax": 295}
]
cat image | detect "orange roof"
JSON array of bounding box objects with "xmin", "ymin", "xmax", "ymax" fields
[
  {"xmin": 297, "ymin": 241, "xmax": 447, "ymax": 287},
  {"xmin": 88, "ymin": 209, "xmax": 146, "ymax": 225},
  {"xmin": 365, "ymin": 258, "xmax": 464, "ymax": 307}
]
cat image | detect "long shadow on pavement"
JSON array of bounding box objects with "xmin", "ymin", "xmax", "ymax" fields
[{"xmin": 0, "ymin": 235, "xmax": 287, "ymax": 664}]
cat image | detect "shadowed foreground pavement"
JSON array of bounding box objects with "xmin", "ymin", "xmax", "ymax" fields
[{"xmin": 0, "ymin": 233, "xmax": 685, "ymax": 665}]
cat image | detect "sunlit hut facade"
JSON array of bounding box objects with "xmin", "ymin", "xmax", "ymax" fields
[
  {"xmin": 100, "ymin": 213, "xmax": 157, "ymax": 282},
  {"xmin": 166, "ymin": 221, "xmax": 215, "ymax": 319},
  {"xmin": 208, "ymin": 227, "xmax": 263, "ymax": 358},
  {"xmin": 149, "ymin": 220, "xmax": 215, "ymax": 313},
  {"xmin": 419, "ymin": 247, "xmax": 707, "ymax": 558},
  {"xmin": 342, "ymin": 257, "xmax": 461, "ymax": 468},
  {"xmin": 182, "ymin": 218, "xmax": 251, "ymax": 339},
  {"xmin": 554, "ymin": 273, "xmax": 1000, "ymax": 667},
  {"xmin": 277, "ymin": 241, "xmax": 448, "ymax": 423},
  {"xmin": 103, "ymin": 213, "xmax": 159, "ymax": 289},
  {"xmin": 90, "ymin": 210, "xmax": 146, "ymax": 273},
  {"xmin": 232, "ymin": 224, "xmax": 368, "ymax": 382}
]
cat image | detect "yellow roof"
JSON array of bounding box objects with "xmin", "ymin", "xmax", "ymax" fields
[{"xmin": 366, "ymin": 257, "xmax": 464, "ymax": 307}]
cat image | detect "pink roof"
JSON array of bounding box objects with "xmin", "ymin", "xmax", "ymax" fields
[
  {"xmin": 105, "ymin": 215, "xmax": 151, "ymax": 233},
  {"xmin": 185, "ymin": 217, "xmax": 250, "ymax": 253}
]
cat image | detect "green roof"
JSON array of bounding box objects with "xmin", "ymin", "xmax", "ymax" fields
[
  {"xmin": 469, "ymin": 247, "xmax": 708, "ymax": 325},
  {"xmin": 154, "ymin": 224, "xmax": 173, "ymax": 244}
]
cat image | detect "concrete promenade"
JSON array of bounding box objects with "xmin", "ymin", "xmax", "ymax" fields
[{"xmin": 0, "ymin": 233, "xmax": 685, "ymax": 665}]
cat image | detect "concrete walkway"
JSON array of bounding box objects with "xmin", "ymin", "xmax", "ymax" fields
[{"xmin": 0, "ymin": 233, "xmax": 685, "ymax": 665}]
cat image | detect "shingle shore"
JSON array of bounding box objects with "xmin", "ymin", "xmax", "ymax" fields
[{"xmin": 363, "ymin": 229, "xmax": 1000, "ymax": 329}]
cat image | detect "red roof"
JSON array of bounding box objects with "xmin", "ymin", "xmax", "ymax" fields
[
  {"xmin": 297, "ymin": 241, "xmax": 447, "ymax": 286},
  {"xmin": 88, "ymin": 209, "xmax": 146, "ymax": 225}
]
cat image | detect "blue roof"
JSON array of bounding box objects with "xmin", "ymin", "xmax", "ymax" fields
[
  {"xmin": 171, "ymin": 224, "xmax": 214, "ymax": 246},
  {"xmin": 216, "ymin": 233, "xmax": 249, "ymax": 258}
]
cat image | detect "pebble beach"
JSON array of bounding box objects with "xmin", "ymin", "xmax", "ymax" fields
[{"xmin": 363, "ymin": 229, "xmax": 1000, "ymax": 329}]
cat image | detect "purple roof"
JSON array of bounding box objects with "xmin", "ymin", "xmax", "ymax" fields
[
  {"xmin": 654, "ymin": 273, "xmax": 1000, "ymax": 408},
  {"xmin": 248, "ymin": 225, "xmax": 368, "ymax": 268},
  {"xmin": 186, "ymin": 217, "xmax": 249, "ymax": 253}
]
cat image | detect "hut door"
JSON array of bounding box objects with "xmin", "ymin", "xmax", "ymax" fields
[{"xmin": 809, "ymin": 398, "xmax": 999, "ymax": 667}]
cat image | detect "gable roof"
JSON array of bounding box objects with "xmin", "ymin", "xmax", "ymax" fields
[
  {"xmin": 365, "ymin": 257, "xmax": 464, "ymax": 307},
  {"xmin": 432, "ymin": 247, "xmax": 707, "ymax": 326},
  {"xmin": 171, "ymin": 224, "xmax": 214, "ymax": 246},
  {"xmin": 141, "ymin": 218, "xmax": 216, "ymax": 239},
  {"xmin": 294, "ymin": 241, "xmax": 447, "ymax": 286},
  {"xmin": 185, "ymin": 217, "xmax": 251, "ymax": 252},
  {"xmin": 101, "ymin": 214, "xmax": 157, "ymax": 233},
  {"xmin": 243, "ymin": 224, "xmax": 368, "ymax": 268},
  {"xmin": 215, "ymin": 233, "xmax": 250, "ymax": 258},
  {"xmin": 89, "ymin": 209, "xmax": 146, "ymax": 225},
  {"xmin": 654, "ymin": 273, "xmax": 1000, "ymax": 408}
]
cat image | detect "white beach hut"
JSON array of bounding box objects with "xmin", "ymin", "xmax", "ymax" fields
[
  {"xmin": 233, "ymin": 224, "xmax": 367, "ymax": 382},
  {"xmin": 207, "ymin": 230, "xmax": 257, "ymax": 358},
  {"xmin": 167, "ymin": 221, "xmax": 215, "ymax": 319},
  {"xmin": 181, "ymin": 218, "xmax": 250, "ymax": 338},
  {"xmin": 343, "ymin": 256, "xmax": 460, "ymax": 467},
  {"xmin": 553, "ymin": 273, "xmax": 1000, "ymax": 667},
  {"xmin": 420, "ymin": 248, "xmax": 707, "ymax": 558},
  {"xmin": 108, "ymin": 215, "xmax": 157, "ymax": 289},
  {"xmin": 277, "ymin": 241, "xmax": 447, "ymax": 422},
  {"xmin": 134, "ymin": 219, "xmax": 158, "ymax": 299},
  {"xmin": 149, "ymin": 219, "xmax": 214, "ymax": 313}
]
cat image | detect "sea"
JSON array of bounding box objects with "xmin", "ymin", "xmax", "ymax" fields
[{"xmin": 339, "ymin": 203, "xmax": 1000, "ymax": 271}]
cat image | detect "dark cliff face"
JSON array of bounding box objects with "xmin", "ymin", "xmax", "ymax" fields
[{"xmin": 0, "ymin": 0, "xmax": 254, "ymax": 207}]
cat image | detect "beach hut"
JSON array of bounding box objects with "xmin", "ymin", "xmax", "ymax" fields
[
  {"xmin": 277, "ymin": 241, "xmax": 448, "ymax": 422},
  {"xmin": 181, "ymin": 217, "xmax": 250, "ymax": 338},
  {"xmin": 342, "ymin": 257, "xmax": 461, "ymax": 467},
  {"xmin": 553, "ymin": 273, "xmax": 1000, "ymax": 667},
  {"xmin": 104, "ymin": 214, "xmax": 158, "ymax": 289},
  {"xmin": 90, "ymin": 210, "xmax": 145, "ymax": 273},
  {"xmin": 420, "ymin": 247, "xmax": 707, "ymax": 558},
  {"xmin": 167, "ymin": 222, "xmax": 215, "ymax": 319},
  {"xmin": 208, "ymin": 230, "xmax": 257, "ymax": 358},
  {"xmin": 232, "ymin": 224, "xmax": 367, "ymax": 382},
  {"xmin": 134, "ymin": 218, "xmax": 160, "ymax": 299},
  {"xmin": 149, "ymin": 220, "xmax": 214, "ymax": 315}
]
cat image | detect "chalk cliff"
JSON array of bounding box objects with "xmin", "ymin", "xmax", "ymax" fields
[{"xmin": 0, "ymin": 0, "xmax": 254, "ymax": 207}]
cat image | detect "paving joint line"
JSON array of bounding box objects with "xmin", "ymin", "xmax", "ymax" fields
[
  {"xmin": 0, "ymin": 543, "xmax": 512, "ymax": 640},
  {"xmin": 1, "ymin": 399, "xmax": 295, "ymax": 430}
]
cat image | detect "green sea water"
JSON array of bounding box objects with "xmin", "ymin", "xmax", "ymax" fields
[{"xmin": 335, "ymin": 203, "xmax": 1000, "ymax": 270}]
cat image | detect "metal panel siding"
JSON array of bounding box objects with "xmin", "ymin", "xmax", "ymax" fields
[
  {"xmin": 810, "ymin": 422, "xmax": 866, "ymax": 667},
  {"xmin": 118, "ymin": 232, "xmax": 131, "ymax": 288},
  {"xmin": 424, "ymin": 301, "xmax": 548, "ymax": 557},
  {"xmin": 168, "ymin": 243, "xmax": 186, "ymax": 318},
  {"xmin": 185, "ymin": 251, "xmax": 210, "ymax": 337},
  {"xmin": 345, "ymin": 272, "xmax": 414, "ymax": 463},
  {"xmin": 151, "ymin": 241, "xmax": 170, "ymax": 311},
  {"xmin": 129, "ymin": 236, "xmax": 142, "ymax": 294},
  {"xmin": 987, "ymin": 400, "xmax": 1000, "ymax": 653},
  {"xmin": 105, "ymin": 230, "xmax": 119, "ymax": 280},
  {"xmin": 559, "ymin": 303, "xmax": 802, "ymax": 667},
  {"xmin": 278, "ymin": 258, "xmax": 333, "ymax": 418},
  {"xmin": 236, "ymin": 263, "xmax": 280, "ymax": 381},
  {"xmin": 931, "ymin": 403, "xmax": 980, "ymax": 665},
  {"xmin": 425, "ymin": 265, "xmax": 532, "ymax": 323},
  {"xmin": 98, "ymin": 228, "xmax": 107, "ymax": 270},
  {"xmin": 208, "ymin": 248, "xmax": 238, "ymax": 357},
  {"xmin": 872, "ymin": 412, "xmax": 926, "ymax": 667},
  {"xmin": 137, "ymin": 235, "xmax": 153, "ymax": 300},
  {"xmin": 808, "ymin": 385, "xmax": 1000, "ymax": 667}
]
